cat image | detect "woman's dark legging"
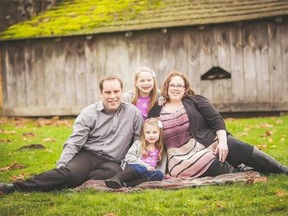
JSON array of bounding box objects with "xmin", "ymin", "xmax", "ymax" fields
[{"xmin": 202, "ymin": 135, "xmax": 254, "ymax": 177}]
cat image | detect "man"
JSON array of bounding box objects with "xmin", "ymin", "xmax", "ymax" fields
[{"xmin": 0, "ymin": 75, "xmax": 143, "ymax": 194}]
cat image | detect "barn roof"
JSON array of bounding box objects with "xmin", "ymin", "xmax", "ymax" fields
[{"xmin": 1, "ymin": 0, "xmax": 288, "ymax": 40}]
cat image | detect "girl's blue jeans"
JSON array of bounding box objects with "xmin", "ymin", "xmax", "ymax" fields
[{"xmin": 127, "ymin": 164, "xmax": 164, "ymax": 181}]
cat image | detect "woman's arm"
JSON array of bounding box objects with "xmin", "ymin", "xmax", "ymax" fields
[{"xmin": 194, "ymin": 95, "xmax": 226, "ymax": 132}]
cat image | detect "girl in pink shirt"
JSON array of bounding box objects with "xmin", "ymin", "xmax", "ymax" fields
[
  {"xmin": 105, "ymin": 118, "xmax": 167, "ymax": 188},
  {"xmin": 123, "ymin": 67, "xmax": 162, "ymax": 120}
]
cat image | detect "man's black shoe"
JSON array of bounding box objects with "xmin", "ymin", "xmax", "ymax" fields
[{"xmin": 0, "ymin": 183, "xmax": 15, "ymax": 194}]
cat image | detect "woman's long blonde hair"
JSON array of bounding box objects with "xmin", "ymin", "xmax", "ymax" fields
[
  {"xmin": 140, "ymin": 118, "xmax": 164, "ymax": 161},
  {"xmin": 131, "ymin": 67, "xmax": 158, "ymax": 111}
]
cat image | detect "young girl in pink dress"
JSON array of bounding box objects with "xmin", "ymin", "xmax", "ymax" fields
[{"xmin": 105, "ymin": 118, "xmax": 167, "ymax": 188}]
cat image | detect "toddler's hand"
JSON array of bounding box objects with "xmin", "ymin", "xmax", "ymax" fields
[{"xmin": 147, "ymin": 166, "xmax": 155, "ymax": 171}]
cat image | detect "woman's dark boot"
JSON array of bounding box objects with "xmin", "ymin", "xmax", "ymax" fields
[
  {"xmin": 105, "ymin": 167, "xmax": 139, "ymax": 189},
  {"xmin": 246, "ymin": 147, "xmax": 288, "ymax": 175}
]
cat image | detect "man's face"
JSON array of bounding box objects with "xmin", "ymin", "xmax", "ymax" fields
[{"xmin": 100, "ymin": 79, "xmax": 123, "ymax": 112}]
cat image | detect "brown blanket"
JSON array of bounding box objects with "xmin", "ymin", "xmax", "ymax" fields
[{"xmin": 75, "ymin": 171, "xmax": 264, "ymax": 193}]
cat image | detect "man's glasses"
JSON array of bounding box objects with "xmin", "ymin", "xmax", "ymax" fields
[{"xmin": 169, "ymin": 84, "xmax": 185, "ymax": 89}]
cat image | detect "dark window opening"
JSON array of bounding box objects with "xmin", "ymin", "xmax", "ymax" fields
[{"xmin": 201, "ymin": 66, "xmax": 231, "ymax": 80}]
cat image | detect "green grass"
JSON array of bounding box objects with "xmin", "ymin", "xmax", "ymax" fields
[{"xmin": 0, "ymin": 116, "xmax": 288, "ymax": 216}]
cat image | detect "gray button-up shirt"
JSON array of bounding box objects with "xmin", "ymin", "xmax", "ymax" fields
[{"xmin": 57, "ymin": 101, "xmax": 143, "ymax": 168}]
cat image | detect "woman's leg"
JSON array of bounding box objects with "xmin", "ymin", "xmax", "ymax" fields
[
  {"xmin": 200, "ymin": 159, "xmax": 236, "ymax": 177},
  {"xmin": 226, "ymin": 135, "xmax": 288, "ymax": 175},
  {"xmin": 225, "ymin": 135, "xmax": 254, "ymax": 167},
  {"xmin": 246, "ymin": 147, "xmax": 288, "ymax": 175}
]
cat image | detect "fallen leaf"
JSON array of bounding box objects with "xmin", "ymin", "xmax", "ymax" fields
[
  {"xmin": 256, "ymin": 144, "xmax": 268, "ymax": 150},
  {"xmin": 244, "ymin": 127, "xmax": 251, "ymax": 132},
  {"xmin": 240, "ymin": 132, "xmax": 248, "ymax": 137},
  {"xmin": 0, "ymin": 162, "xmax": 26, "ymax": 172},
  {"xmin": 275, "ymin": 190, "xmax": 286, "ymax": 197},
  {"xmin": 51, "ymin": 116, "xmax": 60, "ymax": 120},
  {"xmin": 22, "ymin": 132, "xmax": 36, "ymax": 137},
  {"xmin": 253, "ymin": 176, "xmax": 268, "ymax": 183},
  {"xmin": 0, "ymin": 138, "xmax": 12, "ymax": 142},
  {"xmin": 0, "ymin": 129, "xmax": 16, "ymax": 134},
  {"xmin": 265, "ymin": 131, "xmax": 273, "ymax": 136},
  {"xmin": 0, "ymin": 117, "xmax": 8, "ymax": 124},
  {"xmin": 14, "ymin": 118, "xmax": 28, "ymax": 126},
  {"xmin": 260, "ymin": 123, "xmax": 273, "ymax": 128},
  {"xmin": 18, "ymin": 144, "xmax": 45, "ymax": 150},
  {"xmin": 37, "ymin": 118, "xmax": 53, "ymax": 126},
  {"xmin": 216, "ymin": 202, "xmax": 224, "ymax": 208},
  {"xmin": 43, "ymin": 138, "xmax": 56, "ymax": 142},
  {"xmin": 11, "ymin": 173, "xmax": 25, "ymax": 181},
  {"xmin": 104, "ymin": 213, "xmax": 116, "ymax": 216}
]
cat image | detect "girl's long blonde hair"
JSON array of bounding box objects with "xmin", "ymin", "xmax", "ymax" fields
[
  {"xmin": 131, "ymin": 67, "xmax": 158, "ymax": 111},
  {"xmin": 141, "ymin": 118, "xmax": 164, "ymax": 161}
]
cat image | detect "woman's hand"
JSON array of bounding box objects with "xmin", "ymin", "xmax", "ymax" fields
[
  {"xmin": 214, "ymin": 141, "xmax": 229, "ymax": 162},
  {"xmin": 157, "ymin": 96, "xmax": 166, "ymax": 106},
  {"xmin": 214, "ymin": 130, "xmax": 229, "ymax": 162}
]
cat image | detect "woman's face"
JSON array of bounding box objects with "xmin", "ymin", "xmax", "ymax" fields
[
  {"xmin": 168, "ymin": 76, "xmax": 186, "ymax": 102},
  {"xmin": 135, "ymin": 71, "xmax": 154, "ymax": 96}
]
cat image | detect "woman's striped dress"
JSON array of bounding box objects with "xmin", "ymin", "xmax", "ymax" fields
[{"xmin": 159, "ymin": 106, "xmax": 218, "ymax": 178}]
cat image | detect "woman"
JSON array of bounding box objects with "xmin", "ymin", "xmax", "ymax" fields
[{"xmin": 149, "ymin": 71, "xmax": 288, "ymax": 178}]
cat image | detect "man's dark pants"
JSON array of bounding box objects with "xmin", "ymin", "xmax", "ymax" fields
[{"xmin": 13, "ymin": 150, "xmax": 122, "ymax": 192}]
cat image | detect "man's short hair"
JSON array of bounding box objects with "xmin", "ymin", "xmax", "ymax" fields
[{"xmin": 99, "ymin": 75, "xmax": 124, "ymax": 91}]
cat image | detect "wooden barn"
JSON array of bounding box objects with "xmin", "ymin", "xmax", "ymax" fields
[{"xmin": 0, "ymin": 0, "xmax": 288, "ymax": 116}]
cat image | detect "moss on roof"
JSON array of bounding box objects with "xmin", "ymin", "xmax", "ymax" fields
[
  {"xmin": 1, "ymin": 0, "xmax": 288, "ymax": 40},
  {"xmin": 0, "ymin": 0, "xmax": 165, "ymax": 40}
]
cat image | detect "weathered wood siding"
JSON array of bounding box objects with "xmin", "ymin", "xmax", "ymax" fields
[{"xmin": 1, "ymin": 19, "xmax": 288, "ymax": 116}]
